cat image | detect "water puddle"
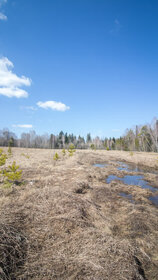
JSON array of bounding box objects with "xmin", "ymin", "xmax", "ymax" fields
[
  {"xmin": 119, "ymin": 192, "xmax": 158, "ymax": 207},
  {"xmin": 106, "ymin": 174, "xmax": 157, "ymax": 192},
  {"xmin": 93, "ymin": 163, "xmax": 108, "ymax": 168},
  {"xmin": 94, "ymin": 160, "xmax": 157, "ymax": 174},
  {"xmin": 119, "ymin": 192, "xmax": 134, "ymax": 203},
  {"xmin": 148, "ymin": 195, "xmax": 158, "ymax": 207},
  {"xmin": 94, "ymin": 161, "xmax": 158, "ymax": 206},
  {"xmin": 117, "ymin": 161, "xmax": 157, "ymax": 174}
]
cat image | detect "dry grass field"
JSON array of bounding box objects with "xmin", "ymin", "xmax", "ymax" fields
[{"xmin": 0, "ymin": 148, "xmax": 158, "ymax": 279}]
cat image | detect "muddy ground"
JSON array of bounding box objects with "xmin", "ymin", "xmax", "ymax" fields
[{"xmin": 0, "ymin": 148, "xmax": 158, "ymax": 279}]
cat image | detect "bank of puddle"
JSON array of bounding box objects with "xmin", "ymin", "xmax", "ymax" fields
[{"xmin": 93, "ymin": 161, "xmax": 158, "ymax": 206}]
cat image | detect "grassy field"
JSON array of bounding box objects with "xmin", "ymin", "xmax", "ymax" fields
[{"xmin": 0, "ymin": 148, "xmax": 158, "ymax": 279}]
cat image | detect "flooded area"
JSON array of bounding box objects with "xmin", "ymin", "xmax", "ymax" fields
[
  {"xmin": 106, "ymin": 174, "xmax": 157, "ymax": 192},
  {"xmin": 94, "ymin": 160, "xmax": 158, "ymax": 206},
  {"xmin": 148, "ymin": 195, "xmax": 158, "ymax": 207},
  {"xmin": 116, "ymin": 161, "xmax": 158, "ymax": 174},
  {"xmin": 94, "ymin": 160, "xmax": 157, "ymax": 175}
]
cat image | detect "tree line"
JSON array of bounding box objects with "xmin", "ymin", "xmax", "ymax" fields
[{"xmin": 0, "ymin": 118, "xmax": 158, "ymax": 152}]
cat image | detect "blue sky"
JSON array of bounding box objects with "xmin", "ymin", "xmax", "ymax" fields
[{"xmin": 0, "ymin": 0, "xmax": 158, "ymax": 138}]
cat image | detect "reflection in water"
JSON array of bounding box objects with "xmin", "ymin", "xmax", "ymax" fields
[
  {"xmin": 148, "ymin": 195, "xmax": 158, "ymax": 207},
  {"xmin": 119, "ymin": 192, "xmax": 134, "ymax": 203},
  {"xmin": 106, "ymin": 174, "xmax": 157, "ymax": 192},
  {"xmin": 117, "ymin": 161, "xmax": 157, "ymax": 174},
  {"xmin": 94, "ymin": 160, "xmax": 157, "ymax": 174},
  {"xmin": 93, "ymin": 163, "xmax": 108, "ymax": 168}
]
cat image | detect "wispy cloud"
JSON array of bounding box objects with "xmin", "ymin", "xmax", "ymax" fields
[
  {"xmin": 0, "ymin": 57, "xmax": 31, "ymax": 98},
  {"xmin": 114, "ymin": 19, "xmax": 120, "ymax": 26},
  {"xmin": 20, "ymin": 106, "xmax": 37, "ymax": 111},
  {"xmin": 0, "ymin": 12, "xmax": 7, "ymax": 20},
  {"xmin": 37, "ymin": 101, "xmax": 70, "ymax": 112},
  {"xmin": 12, "ymin": 124, "xmax": 33, "ymax": 128},
  {"xmin": 0, "ymin": 0, "xmax": 7, "ymax": 21},
  {"xmin": 112, "ymin": 129, "xmax": 120, "ymax": 132},
  {"xmin": 0, "ymin": 0, "xmax": 7, "ymax": 6},
  {"xmin": 110, "ymin": 19, "xmax": 122, "ymax": 35}
]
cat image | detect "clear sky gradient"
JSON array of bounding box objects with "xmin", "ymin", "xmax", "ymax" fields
[{"xmin": 0, "ymin": 0, "xmax": 158, "ymax": 138}]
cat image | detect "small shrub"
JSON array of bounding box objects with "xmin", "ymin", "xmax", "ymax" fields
[
  {"xmin": 130, "ymin": 151, "xmax": 134, "ymax": 156},
  {"xmin": 90, "ymin": 144, "xmax": 96, "ymax": 150},
  {"xmin": 69, "ymin": 144, "xmax": 75, "ymax": 150},
  {"xmin": 8, "ymin": 146, "xmax": 12, "ymax": 156},
  {"xmin": 3, "ymin": 161, "xmax": 22, "ymax": 184},
  {"xmin": 0, "ymin": 149, "xmax": 7, "ymax": 166},
  {"xmin": 68, "ymin": 144, "xmax": 76, "ymax": 156},
  {"xmin": 62, "ymin": 149, "xmax": 66, "ymax": 156},
  {"xmin": 69, "ymin": 150, "xmax": 74, "ymax": 157},
  {"xmin": 7, "ymin": 138, "xmax": 14, "ymax": 156},
  {"xmin": 106, "ymin": 147, "xmax": 110, "ymax": 151},
  {"xmin": 53, "ymin": 152, "xmax": 59, "ymax": 161}
]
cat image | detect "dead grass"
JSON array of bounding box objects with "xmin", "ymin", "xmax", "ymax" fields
[
  {"xmin": 0, "ymin": 148, "xmax": 158, "ymax": 279},
  {"xmin": 0, "ymin": 224, "xmax": 27, "ymax": 280}
]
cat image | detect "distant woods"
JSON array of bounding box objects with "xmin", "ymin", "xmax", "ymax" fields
[{"xmin": 0, "ymin": 118, "xmax": 158, "ymax": 152}]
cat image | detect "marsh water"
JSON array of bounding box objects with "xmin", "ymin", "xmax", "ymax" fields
[
  {"xmin": 94, "ymin": 161, "xmax": 158, "ymax": 206},
  {"xmin": 119, "ymin": 192, "xmax": 134, "ymax": 203},
  {"xmin": 116, "ymin": 161, "xmax": 158, "ymax": 175},
  {"xmin": 148, "ymin": 195, "xmax": 158, "ymax": 207},
  {"xmin": 106, "ymin": 174, "xmax": 157, "ymax": 192},
  {"xmin": 93, "ymin": 163, "xmax": 108, "ymax": 168}
]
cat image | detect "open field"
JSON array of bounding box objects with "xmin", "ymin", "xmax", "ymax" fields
[{"xmin": 0, "ymin": 148, "xmax": 158, "ymax": 279}]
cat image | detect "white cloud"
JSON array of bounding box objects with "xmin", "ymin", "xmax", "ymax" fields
[
  {"xmin": 37, "ymin": 101, "xmax": 70, "ymax": 112},
  {"xmin": 0, "ymin": 87, "xmax": 28, "ymax": 98},
  {"xmin": 0, "ymin": 12, "xmax": 7, "ymax": 20},
  {"xmin": 0, "ymin": 0, "xmax": 7, "ymax": 20},
  {"xmin": 0, "ymin": 57, "xmax": 31, "ymax": 98},
  {"xmin": 12, "ymin": 124, "xmax": 33, "ymax": 128}
]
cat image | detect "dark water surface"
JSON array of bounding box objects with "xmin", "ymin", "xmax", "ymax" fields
[
  {"xmin": 116, "ymin": 161, "xmax": 157, "ymax": 174},
  {"xmin": 148, "ymin": 195, "xmax": 158, "ymax": 207},
  {"xmin": 93, "ymin": 163, "xmax": 108, "ymax": 168},
  {"xmin": 119, "ymin": 192, "xmax": 134, "ymax": 203},
  {"xmin": 106, "ymin": 174, "xmax": 157, "ymax": 192},
  {"xmin": 94, "ymin": 160, "xmax": 157, "ymax": 174}
]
